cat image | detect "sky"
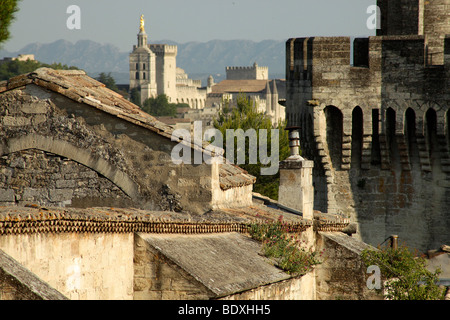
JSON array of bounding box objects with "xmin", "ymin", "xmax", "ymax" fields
[{"xmin": 3, "ymin": 0, "xmax": 377, "ymax": 52}]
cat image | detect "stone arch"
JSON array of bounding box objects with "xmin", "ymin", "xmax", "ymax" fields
[
  {"xmin": 351, "ymin": 106, "xmax": 363, "ymax": 168},
  {"xmin": 0, "ymin": 134, "xmax": 139, "ymax": 199},
  {"xmin": 404, "ymin": 108, "xmax": 419, "ymax": 169},
  {"xmin": 324, "ymin": 105, "xmax": 343, "ymax": 169},
  {"xmin": 371, "ymin": 109, "xmax": 381, "ymax": 165},
  {"xmin": 425, "ymin": 108, "xmax": 438, "ymax": 157},
  {"xmin": 386, "ymin": 107, "xmax": 397, "ymax": 153}
]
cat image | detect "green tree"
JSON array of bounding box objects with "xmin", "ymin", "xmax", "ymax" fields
[
  {"xmin": 213, "ymin": 94, "xmax": 290, "ymax": 200},
  {"xmin": 0, "ymin": 0, "xmax": 20, "ymax": 45},
  {"xmin": 361, "ymin": 246, "xmax": 446, "ymax": 300},
  {"xmin": 129, "ymin": 87, "xmax": 141, "ymax": 107},
  {"xmin": 0, "ymin": 59, "xmax": 78, "ymax": 81},
  {"xmin": 141, "ymin": 94, "xmax": 177, "ymax": 117},
  {"xmin": 96, "ymin": 72, "xmax": 118, "ymax": 92}
]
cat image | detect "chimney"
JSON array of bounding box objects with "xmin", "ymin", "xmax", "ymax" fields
[{"xmin": 278, "ymin": 127, "xmax": 314, "ymax": 220}]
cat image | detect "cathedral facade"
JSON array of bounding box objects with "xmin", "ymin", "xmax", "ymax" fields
[{"xmin": 129, "ymin": 16, "xmax": 209, "ymax": 107}]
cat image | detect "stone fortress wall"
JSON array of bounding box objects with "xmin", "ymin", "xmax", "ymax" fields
[
  {"xmin": 226, "ymin": 62, "xmax": 269, "ymax": 80},
  {"xmin": 285, "ymin": 0, "xmax": 450, "ymax": 251}
]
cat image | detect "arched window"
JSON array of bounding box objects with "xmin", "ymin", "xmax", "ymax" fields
[
  {"xmin": 351, "ymin": 107, "xmax": 363, "ymax": 168},
  {"xmin": 405, "ymin": 108, "xmax": 419, "ymax": 168},
  {"xmin": 447, "ymin": 110, "xmax": 450, "ymax": 152},
  {"xmin": 143, "ymin": 63, "xmax": 146, "ymax": 70},
  {"xmin": 143, "ymin": 72, "xmax": 146, "ymax": 80},
  {"xmin": 136, "ymin": 63, "xmax": 139, "ymax": 70},
  {"xmin": 386, "ymin": 108, "xmax": 396, "ymax": 157},
  {"xmin": 425, "ymin": 108, "xmax": 437, "ymax": 157},
  {"xmin": 324, "ymin": 106, "xmax": 343, "ymax": 169},
  {"xmin": 135, "ymin": 72, "xmax": 140, "ymax": 80},
  {"xmin": 371, "ymin": 109, "xmax": 381, "ymax": 165}
]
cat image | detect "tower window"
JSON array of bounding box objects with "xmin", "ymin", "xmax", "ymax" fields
[
  {"xmin": 136, "ymin": 72, "xmax": 140, "ymax": 80},
  {"xmin": 351, "ymin": 106, "xmax": 363, "ymax": 168},
  {"xmin": 371, "ymin": 109, "xmax": 381, "ymax": 165},
  {"xmin": 143, "ymin": 63, "xmax": 146, "ymax": 69},
  {"xmin": 143, "ymin": 72, "xmax": 146, "ymax": 80},
  {"xmin": 324, "ymin": 105, "xmax": 343, "ymax": 169},
  {"xmin": 136, "ymin": 63, "xmax": 139, "ymax": 70}
]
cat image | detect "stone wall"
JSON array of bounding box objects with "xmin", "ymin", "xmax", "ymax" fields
[
  {"xmin": 219, "ymin": 272, "xmax": 315, "ymax": 300},
  {"xmin": 285, "ymin": 33, "xmax": 450, "ymax": 251},
  {"xmin": 0, "ymin": 249, "xmax": 68, "ymax": 300},
  {"xmin": 134, "ymin": 233, "xmax": 213, "ymax": 300},
  {"xmin": 0, "ymin": 233, "xmax": 134, "ymax": 300},
  {"xmin": 133, "ymin": 233, "xmax": 316, "ymax": 300},
  {"xmin": 377, "ymin": 0, "xmax": 450, "ymax": 65},
  {"xmin": 0, "ymin": 149, "xmax": 131, "ymax": 208},
  {"xmin": 226, "ymin": 64, "xmax": 269, "ymax": 80},
  {"xmin": 0, "ymin": 83, "xmax": 252, "ymax": 214},
  {"xmin": 315, "ymin": 232, "xmax": 382, "ymax": 300}
]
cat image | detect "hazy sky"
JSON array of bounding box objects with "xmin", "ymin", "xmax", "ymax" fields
[{"xmin": 3, "ymin": 0, "xmax": 376, "ymax": 52}]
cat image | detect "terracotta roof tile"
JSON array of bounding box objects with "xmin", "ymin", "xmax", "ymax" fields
[{"xmin": 211, "ymin": 80, "xmax": 269, "ymax": 94}]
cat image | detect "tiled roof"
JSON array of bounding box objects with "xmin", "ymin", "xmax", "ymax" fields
[
  {"xmin": 0, "ymin": 68, "xmax": 174, "ymax": 139},
  {"xmin": 0, "ymin": 68, "xmax": 255, "ymax": 190},
  {"xmin": 0, "ymin": 203, "xmax": 351, "ymax": 235},
  {"xmin": 0, "ymin": 204, "xmax": 311, "ymax": 235},
  {"xmin": 211, "ymin": 80, "xmax": 269, "ymax": 94},
  {"xmin": 141, "ymin": 232, "xmax": 292, "ymax": 298}
]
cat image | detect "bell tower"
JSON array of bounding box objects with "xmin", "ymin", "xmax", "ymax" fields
[{"xmin": 129, "ymin": 15, "xmax": 157, "ymax": 103}]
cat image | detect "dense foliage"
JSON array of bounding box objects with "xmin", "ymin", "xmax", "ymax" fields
[
  {"xmin": 361, "ymin": 246, "xmax": 446, "ymax": 300},
  {"xmin": 249, "ymin": 217, "xmax": 322, "ymax": 275},
  {"xmin": 96, "ymin": 72, "xmax": 118, "ymax": 92},
  {"xmin": 0, "ymin": 59, "xmax": 78, "ymax": 81},
  {"xmin": 213, "ymin": 94, "xmax": 290, "ymax": 200},
  {"xmin": 141, "ymin": 94, "xmax": 189, "ymax": 117},
  {"xmin": 0, "ymin": 0, "xmax": 20, "ymax": 45}
]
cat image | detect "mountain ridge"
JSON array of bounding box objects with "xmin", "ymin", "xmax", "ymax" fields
[{"xmin": 0, "ymin": 39, "xmax": 286, "ymax": 83}]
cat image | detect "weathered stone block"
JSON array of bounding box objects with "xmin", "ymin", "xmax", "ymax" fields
[
  {"xmin": 49, "ymin": 189, "xmax": 73, "ymax": 202},
  {"xmin": 21, "ymin": 102, "xmax": 49, "ymax": 114},
  {"xmin": 56, "ymin": 180, "xmax": 76, "ymax": 189},
  {"xmin": 0, "ymin": 189, "xmax": 15, "ymax": 202},
  {"xmin": 2, "ymin": 116, "xmax": 31, "ymax": 127}
]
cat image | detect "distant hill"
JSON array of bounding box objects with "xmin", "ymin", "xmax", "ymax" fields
[{"xmin": 0, "ymin": 39, "xmax": 286, "ymax": 84}]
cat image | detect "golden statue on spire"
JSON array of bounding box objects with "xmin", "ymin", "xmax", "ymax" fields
[{"xmin": 140, "ymin": 14, "xmax": 145, "ymax": 32}]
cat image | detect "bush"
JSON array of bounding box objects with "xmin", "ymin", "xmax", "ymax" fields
[
  {"xmin": 249, "ymin": 216, "xmax": 322, "ymax": 275},
  {"xmin": 361, "ymin": 246, "xmax": 446, "ymax": 300}
]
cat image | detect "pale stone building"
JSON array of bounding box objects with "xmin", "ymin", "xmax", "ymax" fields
[
  {"xmin": 0, "ymin": 54, "xmax": 35, "ymax": 65},
  {"xmin": 206, "ymin": 75, "xmax": 286, "ymax": 125},
  {"xmin": 0, "ymin": 67, "xmax": 384, "ymax": 301},
  {"xmin": 226, "ymin": 62, "xmax": 269, "ymax": 80},
  {"xmin": 129, "ymin": 15, "xmax": 209, "ymax": 108}
]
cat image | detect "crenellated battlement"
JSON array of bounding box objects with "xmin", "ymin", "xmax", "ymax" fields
[
  {"xmin": 286, "ymin": 34, "xmax": 449, "ymax": 87},
  {"xmin": 226, "ymin": 65, "xmax": 269, "ymax": 71},
  {"xmin": 226, "ymin": 63, "xmax": 269, "ymax": 80},
  {"xmin": 149, "ymin": 44, "xmax": 178, "ymax": 55},
  {"xmin": 282, "ymin": 0, "xmax": 450, "ymax": 254}
]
